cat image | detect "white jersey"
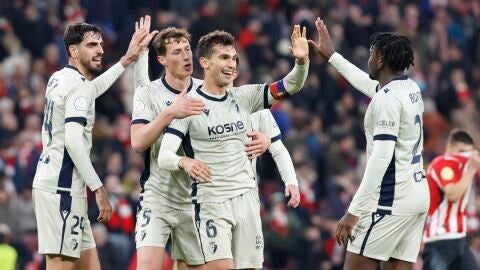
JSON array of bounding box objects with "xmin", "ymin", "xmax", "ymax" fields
[
  {"xmin": 250, "ymin": 109, "xmax": 282, "ymax": 178},
  {"xmin": 33, "ymin": 66, "xmax": 95, "ymax": 197},
  {"xmin": 132, "ymin": 76, "xmax": 203, "ymax": 209},
  {"xmin": 165, "ymin": 84, "xmax": 272, "ymax": 203},
  {"xmin": 363, "ymin": 75, "xmax": 429, "ymax": 215}
]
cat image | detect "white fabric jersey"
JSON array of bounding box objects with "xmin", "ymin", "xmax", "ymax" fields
[
  {"xmin": 249, "ymin": 109, "xmax": 281, "ymax": 178},
  {"xmin": 132, "ymin": 76, "xmax": 203, "ymax": 209},
  {"xmin": 361, "ymin": 76, "xmax": 429, "ymax": 215},
  {"xmin": 163, "ymin": 85, "xmax": 275, "ymax": 203},
  {"xmin": 33, "ymin": 66, "xmax": 96, "ymax": 197}
]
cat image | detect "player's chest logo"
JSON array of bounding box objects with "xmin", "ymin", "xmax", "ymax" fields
[
  {"xmin": 165, "ymin": 100, "xmax": 172, "ymax": 106},
  {"xmin": 203, "ymin": 108, "xmax": 210, "ymax": 116},
  {"xmin": 230, "ymin": 99, "xmax": 240, "ymax": 113}
]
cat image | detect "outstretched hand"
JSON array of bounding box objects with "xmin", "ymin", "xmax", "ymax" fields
[
  {"xmin": 308, "ymin": 17, "xmax": 335, "ymax": 60},
  {"xmin": 290, "ymin": 25, "xmax": 309, "ymax": 64},
  {"xmin": 121, "ymin": 15, "xmax": 158, "ymax": 67}
]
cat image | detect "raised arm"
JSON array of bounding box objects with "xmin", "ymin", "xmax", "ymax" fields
[
  {"xmin": 308, "ymin": 17, "xmax": 378, "ymax": 98},
  {"xmin": 93, "ymin": 15, "xmax": 157, "ymax": 98}
]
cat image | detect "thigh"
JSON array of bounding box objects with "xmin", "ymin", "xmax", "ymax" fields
[
  {"xmin": 193, "ymin": 201, "xmax": 234, "ymax": 264},
  {"xmin": 135, "ymin": 201, "xmax": 173, "ymax": 248},
  {"xmin": 76, "ymin": 247, "xmax": 100, "ymax": 270},
  {"xmin": 343, "ymin": 251, "xmax": 378, "ymax": 270},
  {"xmin": 231, "ymin": 189, "xmax": 264, "ymax": 269},
  {"xmin": 172, "ymin": 208, "xmax": 205, "ymax": 266},
  {"xmin": 136, "ymin": 246, "xmax": 166, "ymax": 270}
]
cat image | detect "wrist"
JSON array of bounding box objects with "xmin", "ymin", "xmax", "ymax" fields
[
  {"xmin": 296, "ymin": 57, "xmax": 309, "ymax": 65},
  {"xmin": 120, "ymin": 56, "xmax": 133, "ymax": 67},
  {"xmin": 178, "ymin": 157, "xmax": 186, "ymax": 170}
]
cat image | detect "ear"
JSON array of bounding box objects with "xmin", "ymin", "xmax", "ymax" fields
[
  {"xmin": 158, "ymin": 55, "xmax": 166, "ymax": 66},
  {"xmin": 377, "ymin": 56, "xmax": 385, "ymax": 70},
  {"xmin": 69, "ymin": 45, "xmax": 78, "ymax": 58},
  {"xmin": 199, "ymin": 57, "xmax": 209, "ymax": 69}
]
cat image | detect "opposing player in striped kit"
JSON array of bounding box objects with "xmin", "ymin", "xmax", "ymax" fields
[
  {"xmin": 423, "ymin": 129, "xmax": 479, "ymax": 270},
  {"xmin": 32, "ymin": 17, "xmax": 154, "ymax": 270},
  {"xmin": 309, "ymin": 17, "xmax": 429, "ymax": 270}
]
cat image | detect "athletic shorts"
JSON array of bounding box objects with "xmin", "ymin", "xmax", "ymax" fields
[
  {"xmin": 193, "ymin": 188, "xmax": 264, "ymax": 269},
  {"xmin": 347, "ymin": 211, "xmax": 427, "ymax": 262},
  {"xmin": 33, "ymin": 188, "xmax": 95, "ymax": 258},
  {"xmin": 135, "ymin": 199, "xmax": 204, "ymax": 265}
]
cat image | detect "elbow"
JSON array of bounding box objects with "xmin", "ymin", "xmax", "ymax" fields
[{"xmin": 131, "ymin": 140, "xmax": 147, "ymax": 153}]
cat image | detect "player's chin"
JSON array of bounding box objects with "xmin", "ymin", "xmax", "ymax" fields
[{"xmin": 90, "ymin": 63, "xmax": 102, "ymax": 72}]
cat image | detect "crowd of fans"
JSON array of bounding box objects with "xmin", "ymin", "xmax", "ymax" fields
[{"xmin": 1, "ymin": 0, "xmax": 480, "ymax": 269}]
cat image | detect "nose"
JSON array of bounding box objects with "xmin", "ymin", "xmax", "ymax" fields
[{"xmin": 97, "ymin": 45, "xmax": 104, "ymax": 55}]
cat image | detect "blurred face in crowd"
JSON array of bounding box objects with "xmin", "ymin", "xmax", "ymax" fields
[
  {"xmin": 201, "ymin": 44, "xmax": 237, "ymax": 88},
  {"xmin": 70, "ymin": 31, "xmax": 104, "ymax": 75},
  {"xmin": 158, "ymin": 37, "xmax": 193, "ymax": 79},
  {"xmin": 446, "ymin": 142, "xmax": 474, "ymax": 155},
  {"xmin": 368, "ymin": 47, "xmax": 381, "ymax": 80}
]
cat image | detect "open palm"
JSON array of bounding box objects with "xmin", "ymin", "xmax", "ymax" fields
[{"xmin": 290, "ymin": 25, "xmax": 309, "ymax": 60}]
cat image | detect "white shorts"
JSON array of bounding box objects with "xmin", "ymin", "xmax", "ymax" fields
[
  {"xmin": 193, "ymin": 188, "xmax": 264, "ymax": 269},
  {"xmin": 32, "ymin": 188, "xmax": 95, "ymax": 258},
  {"xmin": 135, "ymin": 200, "xmax": 204, "ymax": 265},
  {"xmin": 347, "ymin": 211, "xmax": 427, "ymax": 262}
]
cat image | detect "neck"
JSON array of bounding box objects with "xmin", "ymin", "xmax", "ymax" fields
[
  {"xmin": 165, "ymin": 72, "xmax": 191, "ymax": 91},
  {"xmin": 202, "ymin": 75, "xmax": 227, "ymax": 96},
  {"xmin": 68, "ymin": 59, "xmax": 93, "ymax": 80},
  {"xmin": 377, "ymin": 70, "xmax": 404, "ymax": 88}
]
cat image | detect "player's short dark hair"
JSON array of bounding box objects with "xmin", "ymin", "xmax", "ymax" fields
[
  {"xmin": 370, "ymin": 32, "xmax": 414, "ymax": 72},
  {"xmin": 448, "ymin": 129, "xmax": 474, "ymax": 146},
  {"xmin": 64, "ymin": 23, "xmax": 101, "ymax": 57},
  {"xmin": 197, "ymin": 30, "xmax": 235, "ymax": 59},
  {"xmin": 152, "ymin": 27, "xmax": 191, "ymax": 56}
]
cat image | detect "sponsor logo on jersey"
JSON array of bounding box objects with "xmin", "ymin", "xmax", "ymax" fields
[
  {"xmin": 409, "ymin": 91, "xmax": 422, "ymax": 103},
  {"xmin": 255, "ymin": 234, "xmax": 264, "ymax": 249},
  {"xmin": 376, "ymin": 120, "xmax": 396, "ymax": 130},
  {"xmin": 134, "ymin": 101, "xmax": 146, "ymax": 115},
  {"xmin": 203, "ymin": 108, "xmax": 210, "ymax": 116},
  {"xmin": 207, "ymin": 121, "xmax": 245, "ymax": 138},
  {"xmin": 47, "ymin": 78, "xmax": 59, "ymax": 90}
]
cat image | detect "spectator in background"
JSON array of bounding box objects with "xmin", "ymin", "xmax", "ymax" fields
[{"xmin": 0, "ymin": 223, "xmax": 17, "ymax": 270}]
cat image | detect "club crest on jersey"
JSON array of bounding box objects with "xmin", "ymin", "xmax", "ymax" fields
[
  {"xmin": 203, "ymin": 108, "xmax": 210, "ymax": 116},
  {"xmin": 440, "ymin": 167, "xmax": 454, "ymax": 181},
  {"xmin": 70, "ymin": 239, "xmax": 78, "ymax": 251},
  {"xmin": 231, "ymin": 100, "xmax": 240, "ymax": 113},
  {"xmin": 208, "ymin": 241, "xmax": 218, "ymax": 254},
  {"xmin": 165, "ymin": 100, "xmax": 172, "ymax": 106}
]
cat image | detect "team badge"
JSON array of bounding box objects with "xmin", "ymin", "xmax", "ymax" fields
[
  {"xmin": 70, "ymin": 239, "xmax": 78, "ymax": 251},
  {"xmin": 208, "ymin": 241, "xmax": 217, "ymax": 254},
  {"xmin": 440, "ymin": 167, "xmax": 454, "ymax": 181}
]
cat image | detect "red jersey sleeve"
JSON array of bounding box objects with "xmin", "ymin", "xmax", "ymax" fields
[{"xmin": 427, "ymin": 156, "xmax": 465, "ymax": 189}]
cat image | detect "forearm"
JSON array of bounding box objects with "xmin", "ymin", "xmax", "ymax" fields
[
  {"xmin": 157, "ymin": 133, "xmax": 183, "ymax": 171},
  {"xmin": 131, "ymin": 109, "xmax": 175, "ymax": 152},
  {"xmin": 269, "ymin": 141, "xmax": 298, "ymax": 186},
  {"xmin": 65, "ymin": 122, "xmax": 103, "ymax": 191},
  {"xmin": 93, "ymin": 62, "xmax": 125, "ymax": 98},
  {"xmin": 268, "ymin": 62, "xmax": 309, "ymax": 101},
  {"xmin": 444, "ymin": 168, "xmax": 476, "ymax": 202},
  {"xmin": 348, "ymin": 140, "xmax": 396, "ymax": 216},
  {"xmin": 134, "ymin": 50, "xmax": 150, "ymax": 88},
  {"xmin": 328, "ymin": 52, "xmax": 378, "ymax": 98}
]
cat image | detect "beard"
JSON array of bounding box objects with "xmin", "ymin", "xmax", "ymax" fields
[{"xmin": 80, "ymin": 57, "xmax": 102, "ymax": 75}]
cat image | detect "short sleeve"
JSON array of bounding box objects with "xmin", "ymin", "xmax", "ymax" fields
[
  {"xmin": 234, "ymin": 84, "xmax": 269, "ymax": 113},
  {"xmin": 65, "ymin": 81, "xmax": 93, "ymax": 126},
  {"xmin": 131, "ymin": 85, "xmax": 154, "ymax": 125},
  {"xmin": 430, "ymin": 159, "xmax": 463, "ymax": 188},
  {"xmin": 165, "ymin": 117, "xmax": 191, "ymax": 140},
  {"xmin": 373, "ymin": 96, "xmax": 401, "ymax": 141},
  {"xmin": 257, "ymin": 110, "xmax": 281, "ymax": 142}
]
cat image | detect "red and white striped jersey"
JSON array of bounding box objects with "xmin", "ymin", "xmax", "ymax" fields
[{"xmin": 424, "ymin": 154, "xmax": 471, "ymax": 242}]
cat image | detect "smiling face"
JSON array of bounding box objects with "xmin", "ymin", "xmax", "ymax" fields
[
  {"xmin": 201, "ymin": 44, "xmax": 238, "ymax": 87},
  {"xmin": 71, "ymin": 31, "xmax": 104, "ymax": 75},
  {"xmin": 158, "ymin": 37, "xmax": 193, "ymax": 79}
]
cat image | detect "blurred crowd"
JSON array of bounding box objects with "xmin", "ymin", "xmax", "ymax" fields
[{"xmin": 1, "ymin": 0, "xmax": 480, "ymax": 269}]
